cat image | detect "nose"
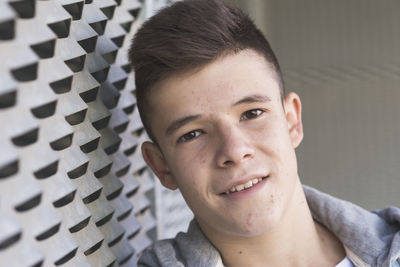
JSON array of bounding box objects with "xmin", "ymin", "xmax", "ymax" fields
[{"xmin": 215, "ymin": 123, "xmax": 255, "ymax": 168}]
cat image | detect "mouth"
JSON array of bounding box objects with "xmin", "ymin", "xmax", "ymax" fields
[{"xmin": 223, "ymin": 176, "xmax": 269, "ymax": 195}]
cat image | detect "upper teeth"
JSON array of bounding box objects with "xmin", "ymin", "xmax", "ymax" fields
[{"xmin": 225, "ymin": 177, "xmax": 264, "ymax": 194}]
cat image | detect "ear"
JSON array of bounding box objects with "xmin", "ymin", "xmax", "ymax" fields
[
  {"xmin": 283, "ymin": 92, "xmax": 304, "ymax": 148},
  {"xmin": 141, "ymin": 141, "xmax": 178, "ymax": 190}
]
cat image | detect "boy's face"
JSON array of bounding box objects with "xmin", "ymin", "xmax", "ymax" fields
[{"xmin": 142, "ymin": 49, "xmax": 304, "ymax": 238}]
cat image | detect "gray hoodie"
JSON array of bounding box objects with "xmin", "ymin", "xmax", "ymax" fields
[{"xmin": 138, "ymin": 186, "xmax": 400, "ymax": 267}]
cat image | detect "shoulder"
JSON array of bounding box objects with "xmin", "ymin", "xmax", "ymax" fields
[
  {"xmin": 138, "ymin": 239, "xmax": 184, "ymax": 267},
  {"xmin": 303, "ymin": 185, "xmax": 400, "ymax": 266},
  {"xmin": 138, "ymin": 220, "xmax": 221, "ymax": 267}
]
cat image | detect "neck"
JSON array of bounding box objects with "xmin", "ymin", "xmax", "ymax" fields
[{"xmin": 200, "ymin": 182, "xmax": 345, "ymax": 267}]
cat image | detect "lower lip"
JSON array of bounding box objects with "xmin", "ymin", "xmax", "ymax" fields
[{"xmin": 222, "ymin": 177, "xmax": 268, "ymax": 199}]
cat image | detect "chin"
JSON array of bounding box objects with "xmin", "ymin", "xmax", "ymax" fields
[{"xmin": 222, "ymin": 213, "xmax": 282, "ymax": 238}]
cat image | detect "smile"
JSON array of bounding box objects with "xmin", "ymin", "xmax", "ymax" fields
[{"xmin": 224, "ymin": 176, "xmax": 268, "ymax": 195}]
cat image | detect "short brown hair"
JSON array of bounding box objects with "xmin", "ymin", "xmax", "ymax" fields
[{"xmin": 129, "ymin": 0, "xmax": 284, "ymax": 142}]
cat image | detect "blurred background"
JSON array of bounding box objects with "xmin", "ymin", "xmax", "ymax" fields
[{"xmin": 228, "ymin": 0, "xmax": 400, "ymax": 210}]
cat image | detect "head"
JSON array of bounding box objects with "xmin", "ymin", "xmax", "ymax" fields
[
  {"xmin": 129, "ymin": 0, "xmax": 284, "ymax": 143},
  {"xmin": 128, "ymin": 0, "xmax": 304, "ymax": 240}
]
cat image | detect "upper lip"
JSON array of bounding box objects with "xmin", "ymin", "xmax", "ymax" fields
[{"xmin": 220, "ymin": 173, "xmax": 269, "ymax": 194}]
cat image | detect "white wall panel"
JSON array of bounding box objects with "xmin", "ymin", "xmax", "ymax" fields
[{"xmin": 0, "ymin": 0, "xmax": 166, "ymax": 265}]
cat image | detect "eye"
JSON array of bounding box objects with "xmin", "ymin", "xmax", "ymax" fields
[
  {"xmin": 177, "ymin": 130, "xmax": 202, "ymax": 143},
  {"xmin": 240, "ymin": 109, "xmax": 264, "ymax": 120}
]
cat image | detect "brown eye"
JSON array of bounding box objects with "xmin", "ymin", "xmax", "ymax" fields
[
  {"xmin": 178, "ymin": 130, "xmax": 202, "ymax": 143},
  {"xmin": 240, "ymin": 109, "xmax": 264, "ymax": 120}
]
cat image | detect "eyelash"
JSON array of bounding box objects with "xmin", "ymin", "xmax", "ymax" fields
[
  {"xmin": 177, "ymin": 130, "xmax": 203, "ymax": 143},
  {"xmin": 177, "ymin": 109, "xmax": 265, "ymax": 143},
  {"xmin": 240, "ymin": 109, "xmax": 265, "ymax": 121}
]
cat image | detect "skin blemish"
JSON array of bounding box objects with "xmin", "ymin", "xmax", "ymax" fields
[
  {"xmin": 239, "ymin": 251, "xmax": 243, "ymax": 254},
  {"xmin": 199, "ymin": 154, "xmax": 207, "ymax": 165},
  {"xmin": 246, "ymin": 212, "xmax": 253, "ymax": 227}
]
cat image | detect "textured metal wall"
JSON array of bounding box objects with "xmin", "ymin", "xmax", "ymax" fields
[
  {"xmin": 154, "ymin": 179, "xmax": 193, "ymax": 240},
  {"xmin": 0, "ymin": 0, "xmax": 163, "ymax": 266}
]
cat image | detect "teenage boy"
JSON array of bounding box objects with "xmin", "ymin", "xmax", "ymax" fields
[{"xmin": 128, "ymin": 0, "xmax": 400, "ymax": 266}]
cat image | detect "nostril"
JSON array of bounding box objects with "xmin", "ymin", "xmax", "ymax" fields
[
  {"xmin": 223, "ymin": 160, "xmax": 234, "ymax": 166},
  {"xmin": 221, "ymin": 153, "xmax": 253, "ymax": 167},
  {"xmin": 243, "ymin": 153, "xmax": 253, "ymax": 159}
]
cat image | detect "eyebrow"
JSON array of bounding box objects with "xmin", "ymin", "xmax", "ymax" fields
[
  {"xmin": 165, "ymin": 115, "xmax": 201, "ymax": 136},
  {"xmin": 232, "ymin": 94, "xmax": 272, "ymax": 106}
]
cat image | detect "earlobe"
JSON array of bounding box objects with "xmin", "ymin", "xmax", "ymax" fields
[
  {"xmin": 141, "ymin": 141, "xmax": 178, "ymax": 190},
  {"xmin": 284, "ymin": 92, "xmax": 304, "ymax": 148}
]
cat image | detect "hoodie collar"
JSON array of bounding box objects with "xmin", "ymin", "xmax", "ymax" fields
[{"xmin": 303, "ymin": 185, "xmax": 400, "ymax": 267}]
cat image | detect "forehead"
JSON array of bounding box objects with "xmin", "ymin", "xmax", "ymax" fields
[
  {"xmin": 148, "ymin": 49, "xmax": 281, "ymax": 129},
  {"xmin": 153, "ymin": 49, "xmax": 280, "ymax": 101}
]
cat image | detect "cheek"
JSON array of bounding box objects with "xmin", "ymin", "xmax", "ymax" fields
[
  {"xmin": 251, "ymin": 121, "xmax": 280, "ymax": 146},
  {"xmin": 255, "ymin": 117, "xmax": 291, "ymax": 147},
  {"xmin": 175, "ymin": 141, "xmax": 211, "ymax": 167},
  {"xmin": 172, "ymin": 149, "xmax": 208, "ymax": 187},
  {"xmin": 198, "ymin": 152, "xmax": 207, "ymax": 165}
]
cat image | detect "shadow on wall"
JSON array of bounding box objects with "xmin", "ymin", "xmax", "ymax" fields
[{"xmin": 0, "ymin": 0, "xmax": 162, "ymax": 265}]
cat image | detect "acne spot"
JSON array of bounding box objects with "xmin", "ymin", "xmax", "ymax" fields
[
  {"xmin": 199, "ymin": 155, "xmax": 206, "ymax": 165},
  {"xmin": 246, "ymin": 212, "xmax": 253, "ymax": 227}
]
